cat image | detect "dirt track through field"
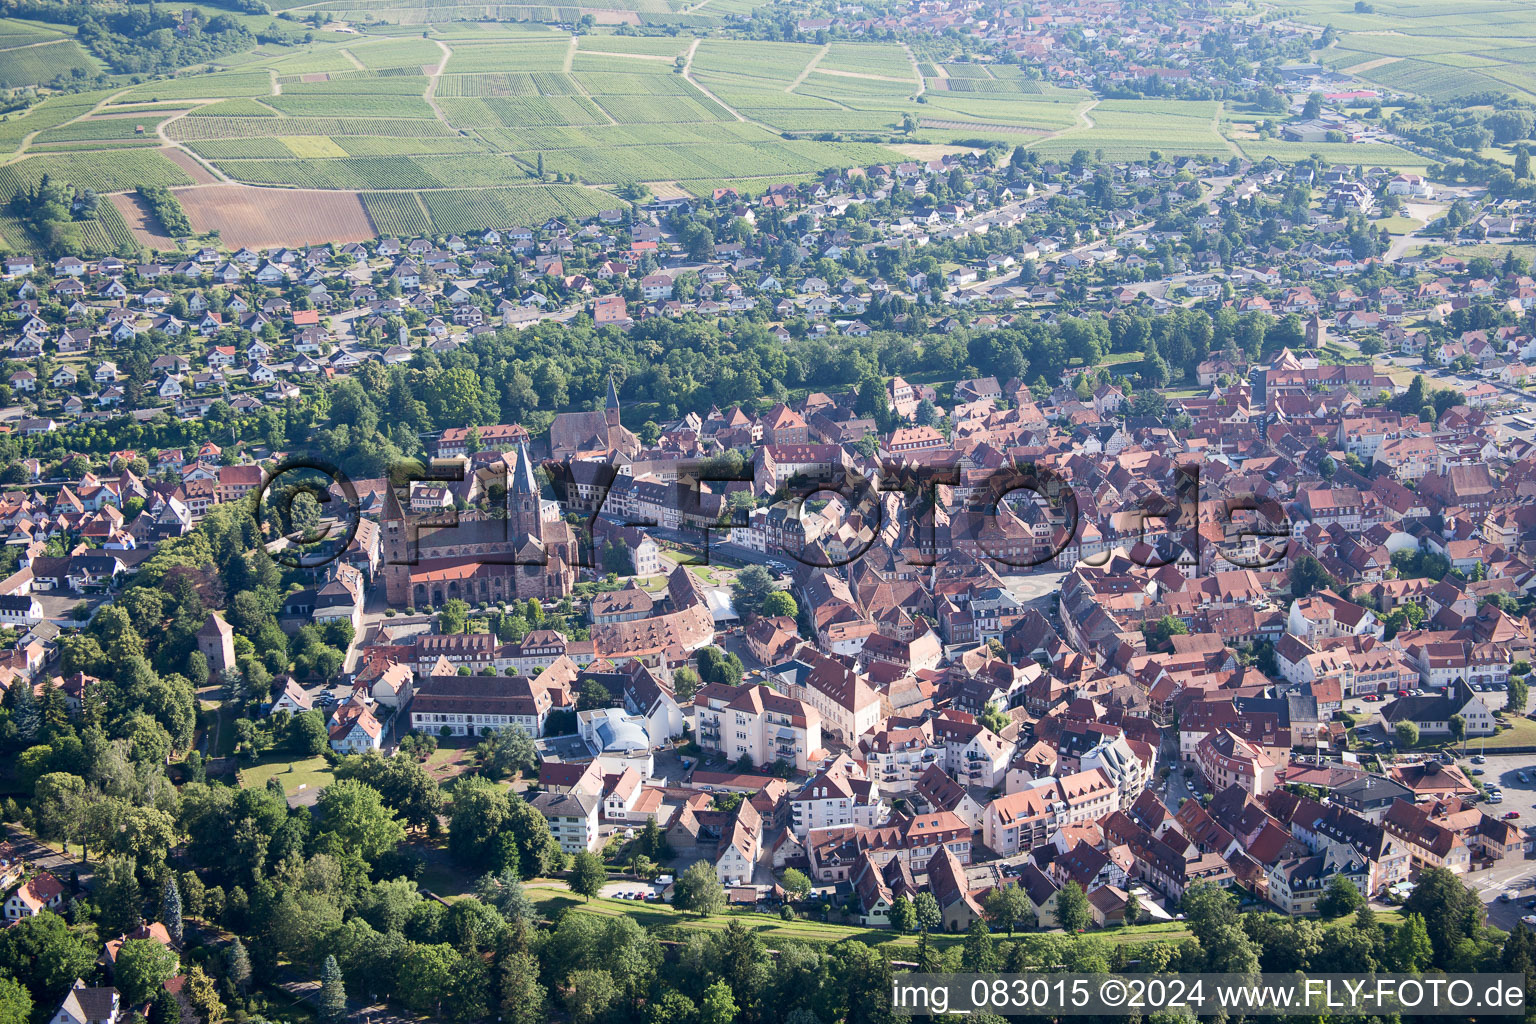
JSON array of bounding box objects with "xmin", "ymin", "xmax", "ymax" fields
[{"xmin": 162, "ymin": 146, "xmax": 221, "ymax": 184}]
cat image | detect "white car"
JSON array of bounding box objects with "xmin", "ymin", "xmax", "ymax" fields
[{"xmin": 1524, "ymin": 915, "xmax": 1536, "ymax": 926}]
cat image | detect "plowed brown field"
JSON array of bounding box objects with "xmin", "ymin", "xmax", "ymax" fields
[{"xmin": 175, "ymin": 184, "xmax": 376, "ymax": 248}]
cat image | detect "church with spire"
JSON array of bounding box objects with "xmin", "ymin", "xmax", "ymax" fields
[
  {"xmin": 549, "ymin": 375, "xmax": 641, "ymax": 461},
  {"xmin": 380, "ymin": 442, "xmax": 577, "ymax": 608}
]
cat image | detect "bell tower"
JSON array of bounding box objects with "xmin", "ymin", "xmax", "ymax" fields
[
  {"xmin": 510, "ymin": 440, "xmax": 540, "ymax": 537},
  {"xmin": 606, "ymin": 374, "xmax": 621, "ymax": 431}
]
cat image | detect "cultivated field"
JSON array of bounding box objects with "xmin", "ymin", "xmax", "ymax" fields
[
  {"xmin": 1286, "ymin": 0, "xmax": 1536, "ymax": 101},
  {"xmin": 175, "ymin": 183, "xmax": 377, "ymax": 248},
  {"xmin": 0, "ymin": 6, "xmax": 1479, "ymax": 250},
  {"xmin": 110, "ymin": 191, "xmax": 179, "ymax": 250}
]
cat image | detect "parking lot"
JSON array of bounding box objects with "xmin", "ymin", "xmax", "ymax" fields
[
  {"xmin": 1441, "ymin": 751, "xmax": 1536, "ymax": 928},
  {"xmin": 600, "ymin": 880, "xmax": 669, "ymax": 902}
]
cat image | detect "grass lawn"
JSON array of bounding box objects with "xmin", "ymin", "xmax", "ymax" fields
[
  {"xmin": 1375, "ymin": 216, "xmax": 1424, "ymax": 234},
  {"xmin": 526, "ymin": 884, "xmax": 1192, "ymax": 950},
  {"xmin": 419, "ymin": 744, "xmax": 477, "ymax": 783},
  {"xmin": 1100, "ymin": 350, "xmax": 1143, "ymax": 365},
  {"xmin": 686, "ymin": 564, "xmax": 735, "ymax": 586},
  {"xmin": 1408, "ymin": 242, "xmax": 1536, "ymax": 262},
  {"xmin": 237, "ymin": 755, "xmax": 336, "ymax": 797},
  {"xmin": 1479, "ymin": 715, "xmax": 1536, "ymax": 750},
  {"xmin": 203, "ymin": 701, "xmax": 237, "ymax": 759}
]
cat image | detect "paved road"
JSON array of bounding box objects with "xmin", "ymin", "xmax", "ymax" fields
[{"xmin": 7, "ymin": 827, "xmax": 93, "ymax": 887}]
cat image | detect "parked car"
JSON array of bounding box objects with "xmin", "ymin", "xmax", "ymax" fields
[
  {"xmin": 1474, "ymin": 755, "xmax": 1487, "ymax": 764},
  {"xmin": 1472, "ymin": 768, "xmax": 1486, "ymax": 775},
  {"xmin": 1500, "ymin": 891, "xmax": 1516, "ymax": 902},
  {"xmin": 1523, "ymin": 915, "xmax": 1536, "ymax": 926},
  {"xmin": 1506, "ymin": 811, "xmax": 1522, "ymax": 820}
]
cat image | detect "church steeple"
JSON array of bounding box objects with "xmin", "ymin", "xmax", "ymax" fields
[
  {"xmin": 605, "ymin": 374, "xmax": 621, "ymax": 430},
  {"xmin": 510, "ymin": 440, "xmax": 540, "ymax": 537},
  {"xmin": 512, "ymin": 440, "xmax": 538, "ymax": 496}
]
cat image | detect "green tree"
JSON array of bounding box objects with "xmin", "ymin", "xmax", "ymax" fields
[
  {"xmin": 1288, "ymin": 554, "xmax": 1336, "ymax": 598},
  {"xmin": 318, "ymin": 954, "xmax": 346, "ymax": 1024},
  {"xmin": 730, "ymin": 566, "xmax": 776, "ymax": 620},
  {"xmin": 1448, "ymin": 713, "xmax": 1466, "ymax": 751},
  {"xmin": 160, "ymin": 875, "xmax": 183, "ymax": 944},
  {"xmin": 334, "ymin": 751, "xmax": 444, "ymax": 835},
  {"xmin": 1317, "ymin": 875, "xmax": 1363, "ymax": 919},
  {"xmin": 476, "ymin": 726, "xmax": 537, "ymax": 781},
  {"xmin": 0, "ymin": 974, "xmax": 30, "ymax": 1024},
  {"xmin": 979, "ymin": 702, "xmax": 1009, "ymax": 735},
  {"xmin": 888, "ymin": 896, "xmax": 914, "ymax": 933},
  {"xmin": 961, "ymin": 919, "xmax": 996, "ymax": 971},
  {"xmin": 499, "ymin": 951, "xmax": 548, "ymax": 1024},
  {"xmin": 149, "ymin": 989, "xmax": 181, "ymax": 1024},
  {"xmin": 699, "ymin": 980, "xmax": 737, "ymax": 1024},
  {"xmin": 983, "ymin": 884, "xmax": 1030, "ymax": 935},
  {"xmin": 761, "ymin": 591, "xmax": 797, "ymax": 619},
  {"xmin": 1055, "ymin": 881, "xmax": 1090, "ymax": 933},
  {"xmin": 577, "ymin": 680, "xmax": 612, "ymax": 711},
  {"xmin": 1395, "ymin": 720, "xmax": 1420, "ymax": 747},
  {"xmin": 1143, "ymin": 614, "xmax": 1189, "ymax": 651},
  {"xmin": 1387, "ymin": 912, "xmax": 1434, "ymax": 971},
  {"xmin": 647, "ymin": 991, "xmax": 696, "ymax": 1024},
  {"xmin": 315, "ymin": 779, "xmax": 406, "ymax": 863},
  {"xmin": 913, "ymin": 891, "xmax": 941, "ymax": 932},
  {"xmin": 0, "ymin": 912, "xmax": 94, "ymax": 1008},
  {"xmin": 672, "ymin": 667, "xmax": 701, "ymax": 702},
  {"xmin": 1510, "ymin": 676, "xmax": 1529, "ymax": 714},
  {"xmin": 114, "ymin": 939, "xmax": 180, "ymax": 1006},
  {"xmin": 398, "ymin": 943, "xmax": 457, "ymax": 1016},
  {"xmin": 97, "ymin": 857, "xmax": 144, "ymax": 935},
  {"xmin": 438, "ymin": 598, "xmax": 469, "ymax": 635},
  {"xmin": 184, "ymin": 966, "xmax": 225, "ymax": 1024},
  {"xmin": 780, "ymin": 868, "xmax": 812, "ymax": 901},
  {"xmin": 1181, "ymin": 881, "xmax": 1238, "ymax": 939},
  {"xmin": 673, "ymin": 860, "xmax": 726, "ymax": 918},
  {"xmin": 1402, "ymin": 867, "xmax": 1484, "ymax": 958},
  {"xmin": 476, "ymin": 869, "xmax": 535, "ymax": 926},
  {"xmin": 695, "ymin": 646, "xmax": 743, "ymax": 687},
  {"xmin": 225, "ymin": 938, "xmax": 251, "ymax": 995},
  {"xmin": 570, "ymin": 850, "xmax": 606, "ymax": 902},
  {"xmin": 288, "ymin": 709, "xmax": 329, "ymax": 755},
  {"xmin": 566, "ymin": 969, "xmax": 617, "ymax": 1024}
]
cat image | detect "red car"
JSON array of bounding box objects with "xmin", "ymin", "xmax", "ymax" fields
[
  {"xmin": 1506, "ymin": 811, "xmax": 1522, "ymax": 820},
  {"xmin": 1397, "ymin": 690, "xmax": 1410, "ymax": 697}
]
